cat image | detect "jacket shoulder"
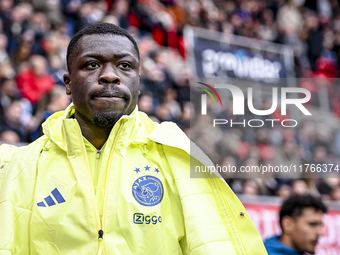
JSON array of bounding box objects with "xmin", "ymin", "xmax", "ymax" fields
[
  {"xmin": 148, "ymin": 121, "xmax": 190, "ymax": 148},
  {"xmin": 0, "ymin": 136, "xmax": 49, "ymax": 194},
  {"xmin": 1, "ymin": 135, "xmax": 49, "ymax": 164},
  {"xmin": 0, "ymin": 144, "xmax": 21, "ymax": 165}
]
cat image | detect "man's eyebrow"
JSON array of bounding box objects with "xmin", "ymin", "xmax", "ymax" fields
[{"xmin": 79, "ymin": 53, "xmax": 137, "ymax": 60}]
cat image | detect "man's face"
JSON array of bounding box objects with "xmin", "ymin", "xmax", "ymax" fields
[
  {"xmin": 64, "ymin": 34, "xmax": 140, "ymax": 127},
  {"xmin": 288, "ymin": 208, "xmax": 324, "ymax": 254}
]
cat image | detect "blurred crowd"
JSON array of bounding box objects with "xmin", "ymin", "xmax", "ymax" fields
[
  {"xmin": 191, "ymin": 91, "xmax": 340, "ymax": 203},
  {"xmin": 1, "ymin": 0, "xmax": 340, "ymax": 203}
]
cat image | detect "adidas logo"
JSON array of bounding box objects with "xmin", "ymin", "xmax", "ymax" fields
[{"xmin": 37, "ymin": 188, "xmax": 66, "ymax": 207}]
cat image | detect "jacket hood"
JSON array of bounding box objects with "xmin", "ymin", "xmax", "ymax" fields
[{"xmin": 42, "ymin": 103, "xmax": 155, "ymax": 152}]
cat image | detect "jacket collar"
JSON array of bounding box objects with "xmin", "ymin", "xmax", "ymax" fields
[
  {"xmin": 42, "ymin": 103, "xmax": 147, "ymax": 152},
  {"xmin": 264, "ymin": 235, "xmax": 304, "ymax": 255}
]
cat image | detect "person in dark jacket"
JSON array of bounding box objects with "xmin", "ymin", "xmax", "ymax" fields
[{"xmin": 264, "ymin": 194, "xmax": 327, "ymax": 255}]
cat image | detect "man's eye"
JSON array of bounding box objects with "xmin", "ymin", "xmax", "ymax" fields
[
  {"xmin": 119, "ymin": 63, "xmax": 131, "ymax": 69},
  {"xmin": 86, "ymin": 62, "xmax": 100, "ymax": 68}
]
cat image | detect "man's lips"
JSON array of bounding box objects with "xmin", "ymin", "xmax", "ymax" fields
[
  {"xmin": 94, "ymin": 97, "xmax": 123, "ymax": 102},
  {"xmin": 311, "ymin": 240, "xmax": 318, "ymax": 247},
  {"xmin": 90, "ymin": 91, "xmax": 126, "ymax": 100}
]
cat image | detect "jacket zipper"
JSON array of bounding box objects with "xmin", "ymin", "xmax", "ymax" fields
[
  {"xmin": 95, "ymin": 149, "xmax": 101, "ymax": 193},
  {"xmin": 98, "ymin": 120, "xmax": 124, "ymax": 255},
  {"xmin": 76, "ymin": 126, "xmax": 102, "ymax": 254},
  {"xmin": 226, "ymin": 201, "xmax": 250, "ymax": 254},
  {"xmin": 99, "ymin": 121, "xmax": 125, "ymax": 255},
  {"xmin": 95, "ymin": 150, "xmax": 104, "ymax": 255}
]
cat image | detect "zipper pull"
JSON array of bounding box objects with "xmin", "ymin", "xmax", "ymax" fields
[
  {"xmin": 96, "ymin": 150, "xmax": 100, "ymax": 159},
  {"xmin": 98, "ymin": 229, "xmax": 104, "ymax": 239},
  {"xmin": 97, "ymin": 230, "xmax": 104, "ymax": 255}
]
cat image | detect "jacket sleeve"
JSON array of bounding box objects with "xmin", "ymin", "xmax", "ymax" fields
[{"xmin": 0, "ymin": 145, "xmax": 37, "ymax": 254}]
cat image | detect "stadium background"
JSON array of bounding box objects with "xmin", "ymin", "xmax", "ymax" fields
[{"xmin": 0, "ymin": 0, "xmax": 339, "ymax": 253}]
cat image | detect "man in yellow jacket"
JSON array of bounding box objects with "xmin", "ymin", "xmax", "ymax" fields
[{"xmin": 0, "ymin": 23, "xmax": 267, "ymax": 255}]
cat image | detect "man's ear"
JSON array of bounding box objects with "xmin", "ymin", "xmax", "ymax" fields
[
  {"xmin": 282, "ymin": 216, "xmax": 295, "ymax": 235},
  {"xmin": 64, "ymin": 73, "xmax": 71, "ymax": 95}
]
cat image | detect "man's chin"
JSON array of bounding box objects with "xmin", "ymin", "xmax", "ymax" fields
[
  {"xmin": 305, "ymin": 246, "xmax": 316, "ymax": 254},
  {"xmin": 93, "ymin": 111, "xmax": 124, "ymax": 127}
]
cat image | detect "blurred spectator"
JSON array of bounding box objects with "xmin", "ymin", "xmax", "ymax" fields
[
  {"xmin": 111, "ymin": 0, "xmax": 129, "ymax": 29},
  {"xmin": 0, "ymin": 99, "xmax": 29, "ymax": 142},
  {"xmin": 331, "ymin": 185, "xmax": 340, "ymax": 201},
  {"xmin": 49, "ymin": 54, "xmax": 66, "ymax": 85},
  {"xmin": 155, "ymin": 103, "xmax": 172, "ymax": 122},
  {"xmin": 310, "ymin": 145, "xmax": 328, "ymax": 166},
  {"xmin": 61, "ymin": 0, "xmax": 81, "ymax": 36},
  {"xmin": 172, "ymin": 67, "xmax": 190, "ymax": 105},
  {"xmin": 163, "ymin": 88, "xmax": 181, "ymax": 119},
  {"xmin": 291, "ymin": 179, "xmax": 308, "ymax": 195},
  {"xmin": 318, "ymin": 178, "xmax": 340, "ymax": 201},
  {"xmin": 305, "ymin": 12, "xmax": 324, "ymax": 71},
  {"xmin": 8, "ymin": 3, "xmax": 32, "ymax": 51},
  {"xmin": 174, "ymin": 101, "xmax": 191, "ymax": 131},
  {"xmin": 10, "ymin": 41, "xmax": 31, "ymax": 72},
  {"xmin": 30, "ymin": 85, "xmax": 70, "ymax": 140},
  {"xmin": 0, "ymin": 129, "xmax": 19, "ymax": 144},
  {"xmin": 264, "ymin": 195, "xmax": 327, "ymax": 255},
  {"xmin": 258, "ymin": 9, "xmax": 278, "ymax": 41},
  {"xmin": 271, "ymin": 139, "xmax": 302, "ymax": 179},
  {"xmin": 32, "ymin": 0, "xmax": 63, "ymax": 27},
  {"xmin": 296, "ymin": 121, "xmax": 314, "ymax": 161},
  {"xmin": 0, "ymin": 78, "xmax": 19, "ymax": 120},
  {"xmin": 0, "ymin": 0, "xmax": 14, "ymax": 41},
  {"xmin": 138, "ymin": 92, "xmax": 154, "ymax": 116},
  {"xmin": 0, "ymin": 33, "xmax": 9, "ymax": 64},
  {"xmin": 242, "ymin": 179, "xmax": 260, "ymax": 196},
  {"xmin": 275, "ymin": 184, "xmax": 292, "ymax": 200},
  {"xmin": 277, "ymin": 0, "xmax": 303, "ymax": 38},
  {"xmin": 16, "ymin": 55, "xmax": 54, "ymax": 105}
]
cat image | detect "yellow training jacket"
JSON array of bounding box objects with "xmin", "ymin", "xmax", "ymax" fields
[{"xmin": 0, "ymin": 104, "xmax": 267, "ymax": 255}]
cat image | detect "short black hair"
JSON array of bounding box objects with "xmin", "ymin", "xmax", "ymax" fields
[
  {"xmin": 66, "ymin": 23, "xmax": 140, "ymax": 72},
  {"xmin": 279, "ymin": 195, "xmax": 327, "ymax": 230}
]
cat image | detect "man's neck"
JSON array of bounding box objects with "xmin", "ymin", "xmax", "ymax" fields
[
  {"xmin": 74, "ymin": 115, "xmax": 114, "ymax": 150},
  {"xmin": 80, "ymin": 125, "xmax": 112, "ymax": 150}
]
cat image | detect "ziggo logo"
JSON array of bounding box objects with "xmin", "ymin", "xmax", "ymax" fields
[{"xmin": 133, "ymin": 213, "xmax": 162, "ymax": 225}]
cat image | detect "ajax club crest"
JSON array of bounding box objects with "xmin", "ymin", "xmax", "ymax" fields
[{"xmin": 132, "ymin": 175, "xmax": 164, "ymax": 206}]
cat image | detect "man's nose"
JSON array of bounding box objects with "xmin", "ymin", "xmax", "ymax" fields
[{"xmin": 98, "ymin": 64, "xmax": 121, "ymax": 85}]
